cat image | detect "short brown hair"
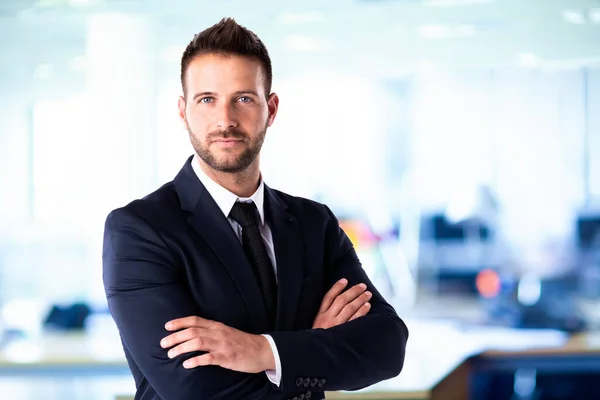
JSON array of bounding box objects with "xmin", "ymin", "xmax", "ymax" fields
[{"xmin": 180, "ymin": 18, "xmax": 273, "ymax": 98}]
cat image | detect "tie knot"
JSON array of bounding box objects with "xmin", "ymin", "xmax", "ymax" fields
[{"xmin": 229, "ymin": 201, "xmax": 259, "ymax": 228}]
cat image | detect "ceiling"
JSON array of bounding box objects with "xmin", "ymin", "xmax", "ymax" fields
[{"xmin": 1, "ymin": 0, "xmax": 600, "ymax": 87}]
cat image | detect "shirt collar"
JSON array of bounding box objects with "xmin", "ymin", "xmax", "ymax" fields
[{"xmin": 191, "ymin": 154, "xmax": 266, "ymax": 225}]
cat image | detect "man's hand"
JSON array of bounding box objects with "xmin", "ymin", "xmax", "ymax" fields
[
  {"xmin": 160, "ymin": 316, "xmax": 275, "ymax": 373},
  {"xmin": 312, "ymin": 278, "xmax": 372, "ymax": 329}
]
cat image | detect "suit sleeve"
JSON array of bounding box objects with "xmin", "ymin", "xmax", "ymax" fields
[
  {"xmin": 268, "ymin": 205, "xmax": 409, "ymax": 392},
  {"xmin": 102, "ymin": 207, "xmax": 282, "ymax": 400}
]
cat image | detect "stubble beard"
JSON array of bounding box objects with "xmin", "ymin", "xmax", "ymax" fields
[{"xmin": 188, "ymin": 124, "xmax": 267, "ymax": 174}]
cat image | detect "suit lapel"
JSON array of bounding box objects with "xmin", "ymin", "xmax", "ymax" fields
[
  {"xmin": 174, "ymin": 157, "xmax": 269, "ymax": 332},
  {"xmin": 264, "ymin": 186, "xmax": 306, "ymax": 331}
]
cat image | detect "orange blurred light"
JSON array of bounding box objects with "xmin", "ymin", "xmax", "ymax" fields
[
  {"xmin": 339, "ymin": 220, "xmax": 377, "ymax": 250},
  {"xmin": 476, "ymin": 269, "xmax": 501, "ymax": 298}
]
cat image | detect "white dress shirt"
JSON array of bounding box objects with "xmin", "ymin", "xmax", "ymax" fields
[{"xmin": 191, "ymin": 154, "xmax": 282, "ymax": 386}]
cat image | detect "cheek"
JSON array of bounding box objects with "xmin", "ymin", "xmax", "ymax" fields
[
  {"xmin": 247, "ymin": 108, "xmax": 269, "ymax": 127},
  {"xmin": 186, "ymin": 109, "xmax": 210, "ymax": 131}
]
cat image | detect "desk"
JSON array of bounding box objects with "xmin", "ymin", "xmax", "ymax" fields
[
  {"xmin": 1, "ymin": 320, "xmax": 596, "ymax": 400},
  {"xmin": 0, "ymin": 331, "xmax": 130, "ymax": 377},
  {"xmin": 468, "ymin": 332, "xmax": 600, "ymax": 400}
]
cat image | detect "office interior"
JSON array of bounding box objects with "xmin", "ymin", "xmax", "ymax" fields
[{"xmin": 1, "ymin": 0, "xmax": 600, "ymax": 399}]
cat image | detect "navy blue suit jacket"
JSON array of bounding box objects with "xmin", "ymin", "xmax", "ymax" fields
[{"xmin": 102, "ymin": 156, "xmax": 408, "ymax": 400}]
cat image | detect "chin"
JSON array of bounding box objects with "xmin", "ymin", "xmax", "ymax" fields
[
  {"xmin": 213, "ymin": 158, "xmax": 248, "ymax": 172},
  {"xmin": 215, "ymin": 164, "xmax": 250, "ymax": 174}
]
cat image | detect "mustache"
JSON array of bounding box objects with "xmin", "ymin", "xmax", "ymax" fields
[{"xmin": 208, "ymin": 129, "xmax": 247, "ymax": 141}]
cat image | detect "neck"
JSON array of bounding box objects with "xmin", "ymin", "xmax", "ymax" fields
[{"xmin": 198, "ymin": 158, "xmax": 261, "ymax": 198}]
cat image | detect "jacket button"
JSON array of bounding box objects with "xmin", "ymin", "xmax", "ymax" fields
[
  {"xmin": 296, "ymin": 377, "xmax": 304, "ymax": 387},
  {"xmin": 303, "ymin": 378, "xmax": 311, "ymax": 387},
  {"xmin": 299, "ymin": 395, "xmax": 305, "ymax": 400},
  {"xmin": 306, "ymin": 392, "xmax": 312, "ymax": 399},
  {"xmin": 318, "ymin": 379, "xmax": 326, "ymax": 387},
  {"xmin": 310, "ymin": 378, "xmax": 318, "ymax": 387}
]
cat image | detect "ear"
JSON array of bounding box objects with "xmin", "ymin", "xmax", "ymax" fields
[
  {"xmin": 178, "ymin": 95, "xmax": 187, "ymax": 129},
  {"xmin": 266, "ymin": 92, "xmax": 279, "ymax": 127}
]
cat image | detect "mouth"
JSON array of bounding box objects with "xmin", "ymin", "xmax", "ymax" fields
[{"xmin": 212, "ymin": 139, "xmax": 244, "ymax": 148}]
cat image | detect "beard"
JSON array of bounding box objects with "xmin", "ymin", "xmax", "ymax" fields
[{"xmin": 188, "ymin": 124, "xmax": 267, "ymax": 174}]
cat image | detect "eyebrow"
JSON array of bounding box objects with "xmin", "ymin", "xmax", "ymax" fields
[
  {"xmin": 192, "ymin": 92, "xmax": 215, "ymax": 101},
  {"xmin": 192, "ymin": 90, "xmax": 260, "ymax": 101}
]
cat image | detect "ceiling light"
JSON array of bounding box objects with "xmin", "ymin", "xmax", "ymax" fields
[
  {"xmin": 589, "ymin": 8, "xmax": 600, "ymax": 24},
  {"xmin": 562, "ymin": 9, "xmax": 586, "ymax": 25}
]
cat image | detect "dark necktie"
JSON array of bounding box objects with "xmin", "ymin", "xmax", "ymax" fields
[{"xmin": 229, "ymin": 201, "xmax": 277, "ymax": 328}]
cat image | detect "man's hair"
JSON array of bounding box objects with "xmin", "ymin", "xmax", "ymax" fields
[{"xmin": 180, "ymin": 17, "xmax": 273, "ymax": 98}]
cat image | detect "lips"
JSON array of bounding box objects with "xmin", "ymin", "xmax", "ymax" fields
[{"xmin": 212, "ymin": 139, "xmax": 244, "ymax": 148}]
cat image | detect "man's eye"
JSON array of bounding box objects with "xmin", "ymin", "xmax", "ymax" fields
[
  {"xmin": 238, "ymin": 96, "xmax": 252, "ymax": 103},
  {"xmin": 199, "ymin": 97, "xmax": 213, "ymax": 104}
]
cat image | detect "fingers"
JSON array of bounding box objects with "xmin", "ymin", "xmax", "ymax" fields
[
  {"xmin": 167, "ymin": 336, "xmax": 219, "ymax": 359},
  {"xmin": 329, "ymin": 283, "xmax": 368, "ymax": 316},
  {"xmin": 183, "ymin": 352, "xmax": 219, "ymax": 369},
  {"xmin": 319, "ymin": 278, "xmax": 348, "ymax": 312},
  {"xmin": 348, "ymin": 302, "xmax": 371, "ymax": 322},
  {"xmin": 165, "ymin": 316, "xmax": 215, "ymax": 331},
  {"xmin": 161, "ymin": 327, "xmax": 207, "ymax": 348},
  {"xmin": 338, "ymin": 290, "xmax": 372, "ymax": 322}
]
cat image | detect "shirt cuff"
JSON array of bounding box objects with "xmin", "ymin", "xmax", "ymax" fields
[{"xmin": 262, "ymin": 334, "xmax": 282, "ymax": 387}]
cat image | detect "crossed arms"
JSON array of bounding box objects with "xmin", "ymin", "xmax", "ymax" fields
[{"xmin": 102, "ymin": 206, "xmax": 408, "ymax": 399}]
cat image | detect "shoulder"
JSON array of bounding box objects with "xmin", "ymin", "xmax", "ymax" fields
[
  {"xmin": 268, "ymin": 188, "xmax": 337, "ymax": 222},
  {"xmin": 105, "ymin": 181, "xmax": 180, "ymax": 228},
  {"xmin": 269, "ymin": 188, "xmax": 354, "ymax": 257}
]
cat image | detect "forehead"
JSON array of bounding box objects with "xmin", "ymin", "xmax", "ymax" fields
[{"xmin": 185, "ymin": 53, "xmax": 265, "ymax": 92}]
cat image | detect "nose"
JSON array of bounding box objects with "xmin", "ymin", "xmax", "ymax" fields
[{"xmin": 216, "ymin": 102, "xmax": 238, "ymax": 130}]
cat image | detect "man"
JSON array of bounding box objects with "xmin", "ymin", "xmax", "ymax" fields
[{"xmin": 103, "ymin": 17, "xmax": 408, "ymax": 400}]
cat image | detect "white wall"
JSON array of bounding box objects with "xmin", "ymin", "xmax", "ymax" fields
[
  {"xmin": 0, "ymin": 95, "xmax": 31, "ymax": 229},
  {"xmin": 411, "ymin": 66, "xmax": 599, "ymax": 263},
  {"xmin": 588, "ymin": 69, "xmax": 600, "ymax": 203}
]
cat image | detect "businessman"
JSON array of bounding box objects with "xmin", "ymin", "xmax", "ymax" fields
[{"xmin": 103, "ymin": 17, "xmax": 408, "ymax": 400}]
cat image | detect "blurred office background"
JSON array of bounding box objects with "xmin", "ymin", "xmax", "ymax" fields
[{"xmin": 1, "ymin": 0, "xmax": 600, "ymax": 399}]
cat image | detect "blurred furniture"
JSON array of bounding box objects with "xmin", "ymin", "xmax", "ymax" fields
[
  {"xmin": 575, "ymin": 213, "xmax": 600, "ymax": 298},
  {"xmin": 0, "ymin": 331, "xmax": 130, "ymax": 377},
  {"xmin": 43, "ymin": 302, "xmax": 92, "ymax": 331},
  {"xmin": 576, "ymin": 214, "xmax": 600, "ymax": 251},
  {"xmin": 482, "ymin": 275, "xmax": 587, "ymax": 332},
  {"xmin": 419, "ymin": 213, "xmax": 496, "ymax": 295},
  {"xmin": 470, "ymin": 331, "xmax": 600, "ymax": 399}
]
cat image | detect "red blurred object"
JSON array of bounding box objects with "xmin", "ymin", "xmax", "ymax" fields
[{"xmin": 476, "ymin": 268, "xmax": 501, "ymax": 298}]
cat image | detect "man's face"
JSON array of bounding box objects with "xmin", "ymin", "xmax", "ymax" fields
[{"xmin": 178, "ymin": 53, "xmax": 279, "ymax": 174}]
